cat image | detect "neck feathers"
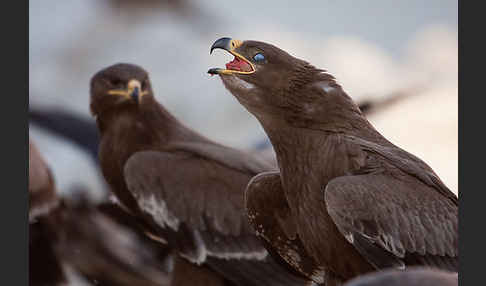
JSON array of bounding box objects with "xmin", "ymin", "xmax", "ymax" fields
[{"xmin": 288, "ymin": 61, "xmax": 339, "ymax": 92}]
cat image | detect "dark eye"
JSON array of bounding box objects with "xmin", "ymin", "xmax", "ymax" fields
[
  {"xmin": 110, "ymin": 78, "xmax": 123, "ymax": 87},
  {"xmin": 253, "ymin": 53, "xmax": 265, "ymax": 62}
]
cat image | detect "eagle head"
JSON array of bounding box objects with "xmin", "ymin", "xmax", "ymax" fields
[
  {"xmin": 90, "ymin": 63, "xmax": 154, "ymax": 117},
  {"xmin": 208, "ymin": 37, "xmax": 344, "ymax": 125}
]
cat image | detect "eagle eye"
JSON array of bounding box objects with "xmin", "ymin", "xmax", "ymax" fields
[
  {"xmin": 110, "ymin": 78, "xmax": 123, "ymax": 87},
  {"xmin": 253, "ymin": 53, "xmax": 265, "ymax": 62}
]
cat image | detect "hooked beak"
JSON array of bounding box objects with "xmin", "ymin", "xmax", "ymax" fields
[
  {"xmin": 208, "ymin": 37, "xmax": 255, "ymax": 75},
  {"xmin": 107, "ymin": 79, "xmax": 147, "ymax": 104},
  {"xmin": 128, "ymin": 80, "xmax": 141, "ymax": 103}
]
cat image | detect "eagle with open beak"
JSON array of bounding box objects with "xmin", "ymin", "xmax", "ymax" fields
[{"xmin": 209, "ymin": 37, "xmax": 458, "ymax": 286}]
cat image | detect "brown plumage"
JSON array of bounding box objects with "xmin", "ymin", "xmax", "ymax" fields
[
  {"xmin": 209, "ymin": 38, "xmax": 458, "ymax": 285},
  {"xmin": 90, "ymin": 63, "xmax": 311, "ymax": 286},
  {"xmin": 343, "ymin": 267, "xmax": 458, "ymax": 286},
  {"xmin": 29, "ymin": 140, "xmax": 59, "ymax": 221},
  {"xmin": 29, "ymin": 139, "xmax": 65, "ymax": 286},
  {"xmin": 49, "ymin": 196, "xmax": 173, "ymax": 286},
  {"xmin": 29, "ymin": 139, "xmax": 174, "ymax": 285}
]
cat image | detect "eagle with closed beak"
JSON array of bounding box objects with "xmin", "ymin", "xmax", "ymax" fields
[{"xmin": 209, "ymin": 38, "xmax": 458, "ymax": 285}]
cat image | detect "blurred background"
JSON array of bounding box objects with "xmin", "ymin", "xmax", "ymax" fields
[{"xmin": 29, "ymin": 0, "xmax": 458, "ymax": 197}]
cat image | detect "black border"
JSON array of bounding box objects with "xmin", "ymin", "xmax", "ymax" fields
[
  {"xmin": 459, "ymin": 0, "xmax": 481, "ymax": 285},
  {"xmin": 6, "ymin": 0, "xmax": 28, "ymax": 285}
]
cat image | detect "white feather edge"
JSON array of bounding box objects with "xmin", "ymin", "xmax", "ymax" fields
[
  {"xmin": 29, "ymin": 199, "xmax": 59, "ymax": 223},
  {"xmin": 181, "ymin": 229, "xmax": 268, "ymax": 265},
  {"xmin": 135, "ymin": 193, "xmax": 268, "ymax": 264},
  {"xmin": 314, "ymin": 80, "xmax": 336, "ymax": 93},
  {"xmin": 135, "ymin": 193, "xmax": 181, "ymax": 231}
]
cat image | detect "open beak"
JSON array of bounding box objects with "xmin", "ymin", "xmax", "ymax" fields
[
  {"xmin": 208, "ymin": 37, "xmax": 255, "ymax": 75},
  {"xmin": 107, "ymin": 79, "xmax": 148, "ymax": 104}
]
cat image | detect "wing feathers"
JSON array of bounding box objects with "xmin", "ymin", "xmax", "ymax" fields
[
  {"xmin": 124, "ymin": 150, "xmax": 271, "ymax": 268},
  {"xmin": 325, "ymin": 173, "xmax": 457, "ymax": 270},
  {"xmin": 246, "ymin": 171, "xmax": 323, "ymax": 284}
]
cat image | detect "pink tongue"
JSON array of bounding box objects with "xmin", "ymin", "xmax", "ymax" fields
[{"xmin": 226, "ymin": 57, "xmax": 252, "ymax": 72}]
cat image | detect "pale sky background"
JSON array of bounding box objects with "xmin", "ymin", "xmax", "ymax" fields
[{"xmin": 29, "ymin": 0, "xmax": 458, "ymax": 194}]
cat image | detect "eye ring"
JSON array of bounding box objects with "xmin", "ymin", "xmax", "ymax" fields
[{"xmin": 253, "ymin": 53, "xmax": 265, "ymax": 62}]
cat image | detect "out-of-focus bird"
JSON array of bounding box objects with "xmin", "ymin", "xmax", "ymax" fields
[
  {"xmin": 29, "ymin": 139, "xmax": 66, "ymax": 286},
  {"xmin": 50, "ymin": 194, "xmax": 173, "ymax": 286},
  {"xmin": 29, "ymin": 140, "xmax": 60, "ymax": 221},
  {"xmin": 90, "ymin": 63, "xmax": 312, "ymax": 286},
  {"xmin": 343, "ymin": 267, "xmax": 458, "ymax": 286},
  {"xmin": 30, "ymin": 137, "xmax": 176, "ymax": 285},
  {"xmin": 209, "ymin": 37, "xmax": 458, "ymax": 285},
  {"xmin": 30, "ymin": 137, "xmax": 179, "ymax": 286}
]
